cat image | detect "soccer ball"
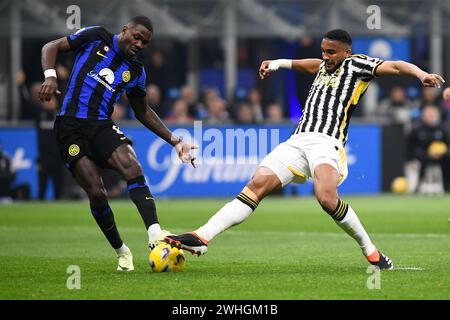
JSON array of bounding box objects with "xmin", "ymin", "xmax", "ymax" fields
[
  {"xmin": 391, "ymin": 176, "xmax": 409, "ymax": 194},
  {"xmin": 148, "ymin": 243, "xmax": 186, "ymax": 272}
]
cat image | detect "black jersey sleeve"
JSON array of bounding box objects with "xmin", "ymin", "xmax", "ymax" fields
[
  {"xmin": 350, "ymin": 54, "xmax": 384, "ymax": 81},
  {"xmin": 66, "ymin": 26, "xmax": 109, "ymax": 51}
]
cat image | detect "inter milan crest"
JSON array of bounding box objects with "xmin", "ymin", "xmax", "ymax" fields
[
  {"xmin": 122, "ymin": 70, "xmax": 131, "ymax": 83},
  {"xmin": 68, "ymin": 144, "xmax": 80, "ymax": 156}
]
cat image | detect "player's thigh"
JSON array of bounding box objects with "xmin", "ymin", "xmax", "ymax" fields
[
  {"xmin": 92, "ymin": 121, "xmax": 139, "ymax": 178},
  {"xmin": 305, "ymin": 135, "xmax": 348, "ymax": 186},
  {"xmin": 107, "ymin": 143, "xmax": 143, "ymax": 180},
  {"xmin": 54, "ymin": 116, "xmax": 94, "ymax": 169},
  {"xmin": 259, "ymin": 140, "xmax": 309, "ymax": 187},
  {"xmin": 313, "ymin": 163, "xmax": 339, "ymax": 209}
]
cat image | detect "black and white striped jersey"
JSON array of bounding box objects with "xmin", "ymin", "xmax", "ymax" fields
[{"xmin": 295, "ymin": 54, "xmax": 384, "ymax": 145}]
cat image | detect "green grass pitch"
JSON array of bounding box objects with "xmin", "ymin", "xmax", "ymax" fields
[{"xmin": 0, "ymin": 195, "xmax": 449, "ymax": 300}]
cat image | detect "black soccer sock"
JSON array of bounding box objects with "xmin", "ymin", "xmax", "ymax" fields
[
  {"xmin": 328, "ymin": 199, "xmax": 349, "ymax": 221},
  {"xmin": 236, "ymin": 191, "xmax": 259, "ymax": 211},
  {"xmin": 90, "ymin": 204, "xmax": 123, "ymax": 249},
  {"xmin": 127, "ymin": 176, "xmax": 158, "ymax": 230}
]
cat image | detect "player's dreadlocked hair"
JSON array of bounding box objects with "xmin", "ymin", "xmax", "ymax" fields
[
  {"xmin": 324, "ymin": 29, "xmax": 352, "ymax": 46},
  {"xmin": 128, "ymin": 16, "xmax": 154, "ymax": 34}
]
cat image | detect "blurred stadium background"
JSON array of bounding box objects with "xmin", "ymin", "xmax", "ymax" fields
[{"xmin": 1, "ymin": 0, "xmax": 450, "ymax": 201}]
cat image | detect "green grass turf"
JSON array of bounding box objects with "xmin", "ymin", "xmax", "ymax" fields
[{"xmin": 0, "ymin": 195, "xmax": 449, "ymax": 300}]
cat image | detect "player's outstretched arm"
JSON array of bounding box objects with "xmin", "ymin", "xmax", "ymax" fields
[
  {"xmin": 39, "ymin": 37, "xmax": 72, "ymax": 102},
  {"xmin": 259, "ymin": 58, "xmax": 321, "ymax": 79},
  {"xmin": 128, "ymin": 94, "xmax": 198, "ymax": 167},
  {"xmin": 376, "ymin": 61, "xmax": 445, "ymax": 88}
]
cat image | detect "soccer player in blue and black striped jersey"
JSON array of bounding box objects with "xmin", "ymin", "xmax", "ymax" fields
[{"xmin": 39, "ymin": 16, "xmax": 197, "ymax": 271}]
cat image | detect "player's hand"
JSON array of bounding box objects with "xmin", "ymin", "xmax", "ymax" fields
[
  {"xmin": 420, "ymin": 73, "xmax": 445, "ymax": 88},
  {"xmin": 259, "ymin": 60, "xmax": 274, "ymax": 79},
  {"xmin": 443, "ymin": 87, "xmax": 450, "ymax": 102},
  {"xmin": 39, "ymin": 77, "xmax": 61, "ymax": 102},
  {"xmin": 174, "ymin": 140, "xmax": 198, "ymax": 168}
]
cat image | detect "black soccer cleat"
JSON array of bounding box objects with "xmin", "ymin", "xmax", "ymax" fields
[
  {"xmin": 367, "ymin": 250, "xmax": 394, "ymax": 270},
  {"xmin": 164, "ymin": 232, "xmax": 208, "ymax": 256}
]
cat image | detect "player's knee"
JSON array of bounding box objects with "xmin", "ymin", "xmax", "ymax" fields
[
  {"xmin": 247, "ymin": 175, "xmax": 269, "ymax": 199},
  {"xmin": 87, "ymin": 187, "xmax": 108, "ymax": 206},
  {"xmin": 316, "ymin": 191, "xmax": 338, "ymax": 214},
  {"xmin": 246, "ymin": 167, "xmax": 280, "ymax": 199},
  {"xmin": 121, "ymin": 159, "xmax": 143, "ymax": 180}
]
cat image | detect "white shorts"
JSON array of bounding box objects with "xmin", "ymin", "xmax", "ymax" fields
[{"xmin": 259, "ymin": 132, "xmax": 348, "ymax": 187}]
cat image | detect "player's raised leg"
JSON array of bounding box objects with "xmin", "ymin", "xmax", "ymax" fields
[
  {"xmin": 165, "ymin": 166, "xmax": 282, "ymax": 255},
  {"xmin": 72, "ymin": 156, "xmax": 133, "ymax": 271},
  {"xmin": 107, "ymin": 143, "xmax": 170, "ymax": 250},
  {"xmin": 313, "ymin": 163, "xmax": 393, "ymax": 269}
]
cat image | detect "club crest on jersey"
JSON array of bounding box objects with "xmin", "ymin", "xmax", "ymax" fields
[
  {"xmin": 68, "ymin": 144, "xmax": 80, "ymax": 156},
  {"xmin": 122, "ymin": 70, "xmax": 131, "ymax": 83}
]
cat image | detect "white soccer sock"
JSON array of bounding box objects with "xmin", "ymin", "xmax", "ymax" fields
[
  {"xmin": 148, "ymin": 223, "xmax": 162, "ymax": 242},
  {"xmin": 115, "ymin": 243, "xmax": 130, "ymax": 255},
  {"xmin": 195, "ymin": 199, "xmax": 254, "ymax": 241},
  {"xmin": 334, "ymin": 205, "xmax": 376, "ymax": 257}
]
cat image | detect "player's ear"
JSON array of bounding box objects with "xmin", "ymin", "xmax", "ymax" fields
[{"xmin": 345, "ymin": 47, "xmax": 352, "ymax": 57}]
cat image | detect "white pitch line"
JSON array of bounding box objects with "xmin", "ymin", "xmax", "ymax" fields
[{"xmin": 394, "ymin": 266, "xmax": 425, "ymax": 271}]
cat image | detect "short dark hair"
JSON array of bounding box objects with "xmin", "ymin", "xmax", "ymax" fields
[
  {"xmin": 324, "ymin": 29, "xmax": 352, "ymax": 46},
  {"xmin": 128, "ymin": 16, "xmax": 154, "ymax": 33}
]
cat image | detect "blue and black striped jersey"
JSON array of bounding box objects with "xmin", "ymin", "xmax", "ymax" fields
[{"xmin": 60, "ymin": 26, "xmax": 146, "ymax": 120}]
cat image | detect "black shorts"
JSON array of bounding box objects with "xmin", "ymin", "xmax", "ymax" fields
[{"xmin": 53, "ymin": 116, "xmax": 132, "ymax": 170}]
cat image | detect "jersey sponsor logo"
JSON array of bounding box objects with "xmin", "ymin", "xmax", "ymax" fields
[
  {"xmin": 99, "ymin": 68, "xmax": 115, "ymax": 84},
  {"xmin": 122, "ymin": 70, "xmax": 131, "ymax": 83},
  {"xmin": 87, "ymin": 69, "xmax": 116, "ymax": 92},
  {"xmin": 68, "ymin": 144, "xmax": 80, "ymax": 156}
]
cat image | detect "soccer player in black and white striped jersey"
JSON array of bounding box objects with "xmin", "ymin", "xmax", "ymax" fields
[{"xmin": 166, "ymin": 29, "xmax": 445, "ymax": 270}]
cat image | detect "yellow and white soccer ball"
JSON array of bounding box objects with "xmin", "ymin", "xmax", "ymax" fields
[
  {"xmin": 391, "ymin": 176, "xmax": 409, "ymax": 194},
  {"xmin": 148, "ymin": 243, "xmax": 186, "ymax": 272}
]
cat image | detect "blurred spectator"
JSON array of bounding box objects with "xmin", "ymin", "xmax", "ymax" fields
[
  {"xmin": 180, "ymin": 85, "xmax": 199, "ymax": 118},
  {"xmin": 265, "ymin": 103, "xmax": 285, "ymax": 124},
  {"xmin": 205, "ymin": 97, "xmax": 231, "ymax": 124},
  {"xmin": 421, "ymin": 87, "xmax": 441, "ymax": 107},
  {"xmin": 420, "ymin": 87, "xmax": 445, "ymax": 120},
  {"xmin": 148, "ymin": 50, "xmax": 169, "ymax": 98},
  {"xmin": 248, "ymin": 88, "xmax": 264, "ymax": 123},
  {"xmin": 441, "ymin": 87, "xmax": 450, "ymax": 116},
  {"xmin": 378, "ymin": 86, "xmax": 415, "ymax": 128},
  {"xmin": 295, "ymin": 36, "xmax": 321, "ymax": 107},
  {"xmin": 16, "ymin": 69, "xmax": 36, "ymax": 121},
  {"xmin": 236, "ymin": 103, "xmax": 256, "ymax": 125},
  {"xmin": 29, "ymin": 82, "xmax": 64, "ymax": 200},
  {"xmin": 407, "ymin": 105, "xmax": 450, "ymax": 192},
  {"xmin": 146, "ymin": 84, "xmax": 165, "ymax": 118},
  {"xmin": 165, "ymin": 99, "xmax": 194, "ymax": 124},
  {"xmin": 443, "ymin": 87, "xmax": 450, "ymax": 102},
  {"xmin": 0, "ymin": 144, "xmax": 16, "ymax": 203}
]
